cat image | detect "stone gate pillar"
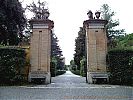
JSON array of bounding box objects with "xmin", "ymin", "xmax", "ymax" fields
[
  {"xmin": 28, "ymin": 19, "xmax": 54, "ymax": 84},
  {"xmin": 83, "ymin": 11, "xmax": 108, "ymax": 84}
]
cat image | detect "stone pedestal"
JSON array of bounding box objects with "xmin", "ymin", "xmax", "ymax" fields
[
  {"xmin": 28, "ymin": 19, "xmax": 54, "ymax": 84},
  {"xmin": 83, "ymin": 19, "xmax": 108, "ymax": 84}
]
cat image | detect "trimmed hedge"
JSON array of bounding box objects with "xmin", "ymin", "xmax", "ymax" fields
[
  {"xmin": 0, "ymin": 47, "xmax": 26, "ymax": 85},
  {"xmin": 107, "ymin": 49, "xmax": 133, "ymax": 85},
  {"xmin": 50, "ymin": 62, "xmax": 66, "ymax": 77},
  {"xmin": 56, "ymin": 70, "xmax": 66, "ymax": 76},
  {"xmin": 71, "ymin": 70, "xmax": 80, "ymax": 76}
]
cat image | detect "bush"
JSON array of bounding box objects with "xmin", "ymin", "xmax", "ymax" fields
[
  {"xmin": 107, "ymin": 49, "xmax": 133, "ymax": 85},
  {"xmin": 71, "ymin": 70, "xmax": 80, "ymax": 76},
  {"xmin": 55, "ymin": 70, "xmax": 66, "ymax": 76},
  {"xmin": 50, "ymin": 62, "xmax": 56, "ymax": 77},
  {"xmin": 0, "ymin": 47, "xmax": 26, "ymax": 85}
]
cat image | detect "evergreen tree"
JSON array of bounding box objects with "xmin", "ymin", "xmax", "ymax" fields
[
  {"xmin": 74, "ymin": 27, "xmax": 86, "ymax": 70},
  {"xmin": 51, "ymin": 32, "xmax": 64, "ymax": 70}
]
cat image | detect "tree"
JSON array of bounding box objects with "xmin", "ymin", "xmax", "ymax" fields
[
  {"xmin": 74, "ymin": 27, "xmax": 86, "ymax": 70},
  {"xmin": 117, "ymin": 33, "xmax": 133, "ymax": 48},
  {"xmin": 80, "ymin": 56, "xmax": 86, "ymax": 76},
  {"xmin": 70, "ymin": 60, "xmax": 76, "ymax": 70},
  {"xmin": 0, "ymin": 0, "xmax": 26, "ymax": 45},
  {"xmin": 100, "ymin": 4, "xmax": 125, "ymax": 49},
  {"xmin": 51, "ymin": 32, "xmax": 64, "ymax": 70},
  {"xmin": 51, "ymin": 33, "xmax": 62, "ymax": 58}
]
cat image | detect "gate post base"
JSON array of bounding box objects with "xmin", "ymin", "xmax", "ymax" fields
[
  {"xmin": 87, "ymin": 72, "xmax": 109, "ymax": 84},
  {"xmin": 45, "ymin": 72, "xmax": 51, "ymax": 84},
  {"xmin": 28, "ymin": 71, "xmax": 51, "ymax": 84}
]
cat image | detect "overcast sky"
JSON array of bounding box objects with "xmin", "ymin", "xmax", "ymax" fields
[{"xmin": 22, "ymin": 0, "xmax": 133, "ymax": 64}]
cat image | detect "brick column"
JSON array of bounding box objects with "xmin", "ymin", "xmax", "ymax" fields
[
  {"xmin": 83, "ymin": 19, "xmax": 108, "ymax": 84},
  {"xmin": 28, "ymin": 19, "xmax": 54, "ymax": 84}
]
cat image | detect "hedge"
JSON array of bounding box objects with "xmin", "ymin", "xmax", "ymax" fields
[
  {"xmin": 50, "ymin": 62, "xmax": 56, "ymax": 77},
  {"xmin": 107, "ymin": 49, "xmax": 133, "ymax": 85},
  {"xmin": 56, "ymin": 70, "xmax": 66, "ymax": 76},
  {"xmin": 71, "ymin": 70, "xmax": 80, "ymax": 76},
  {"xmin": 0, "ymin": 47, "xmax": 26, "ymax": 85}
]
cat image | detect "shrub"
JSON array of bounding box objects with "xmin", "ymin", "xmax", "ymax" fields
[
  {"xmin": 55, "ymin": 70, "xmax": 66, "ymax": 76},
  {"xmin": 0, "ymin": 47, "xmax": 26, "ymax": 85},
  {"xmin": 107, "ymin": 49, "xmax": 133, "ymax": 85},
  {"xmin": 50, "ymin": 62, "xmax": 56, "ymax": 77},
  {"xmin": 71, "ymin": 70, "xmax": 80, "ymax": 76}
]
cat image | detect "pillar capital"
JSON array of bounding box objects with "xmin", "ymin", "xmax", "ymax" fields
[
  {"xmin": 83, "ymin": 19, "xmax": 108, "ymax": 29},
  {"xmin": 29, "ymin": 19, "xmax": 54, "ymax": 29}
]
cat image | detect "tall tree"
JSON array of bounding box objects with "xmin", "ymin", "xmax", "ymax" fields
[
  {"xmin": 51, "ymin": 32, "xmax": 64, "ymax": 70},
  {"xmin": 100, "ymin": 4, "xmax": 125, "ymax": 48},
  {"xmin": 74, "ymin": 27, "xmax": 86, "ymax": 70},
  {"xmin": 0, "ymin": 0, "xmax": 26, "ymax": 45},
  {"xmin": 51, "ymin": 32, "xmax": 63, "ymax": 58}
]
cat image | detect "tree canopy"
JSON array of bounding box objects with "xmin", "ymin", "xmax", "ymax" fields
[
  {"xmin": 0, "ymin": 0, "xmax": 26, "ymax": 45},
  {"xmin": 100, "ymin": 4, "xmax": 125, "ymax": 49},
  {"xmin": 100, "ymin": 4, "xmax": 125, "ymax": 37},
  {"xmin": 117, "ymin": 33, "xmax": 133, "ymax": 48}
]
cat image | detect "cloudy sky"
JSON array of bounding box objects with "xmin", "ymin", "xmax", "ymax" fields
[{"xmin": 22, "ymin": 0, "xmax": 133, "ymax": 64}]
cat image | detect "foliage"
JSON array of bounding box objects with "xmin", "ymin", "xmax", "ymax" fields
[
  {"xmin": 51, "ymin": 32, "xmax": 63, "ymax": 58},
  {"xmin": 26, "ymin": 0, "xmax": 48, "ymax": 20},
  {"xmin": 70, "ymin": 60, "xmax": 76, "ymax": 70},
  {"xmin": 64, "ymin": 65, "xmax": 68, "ymax": 70},
  {"xmin": 51, "ymin": 32, "xmax": 64, "ymax": 70},
  {"xmin": 0, "ymin": 0, "xmax": 26, "ymax": 45},
  {"xmin": 51, "ymin": 32, "xmax": 65, "ymax": 76},
  {"xmin": 70, "ymin": 57, "xmax": 86, "ymax": 77},
  {"xmin": 107, "ymin": 49, "xmax": 133, "ymax": 85},
  {"xmin": 50, "ymin": 57, "xmax": 66, "ymax": 77},
  {"xmin": 0, "ymin": 47, "xmax": 26, "ymax": 85},
  {"xmin": 116, "ymin": 33, "xmax": 133, "ymax": 48},
  {"xmin": 74, "ymin": 27, "xmax": 86, "ymax": 70},
  {"xmin": 80, "ymin": 57, "xmax": 86, "ymax": 77},
  {"xmin": 50, "ymin": 57, "xmax": 57, "ymax": 77},
  {"xmin": 71, "ymin": 70, "xmax": 80, "ymax": 76},
  {"xmin": 73, "ymin": 27, "xmax": 87, "ymax": 77},
  {"xmin": 100, "ymin": 4, "xmax": 125, "ymax": 49},
  {"xmin": 55, "ymin": 70, "xmax": 66, "ymax": 76}
]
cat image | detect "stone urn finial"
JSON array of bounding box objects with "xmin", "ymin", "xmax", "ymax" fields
[
  {"xmin": 95, "ymin": 11, "xmax": 101, "ymax": 19},
  {"xmin": 87, "ymin": 10, "xmax": 93, "ymax": 19}
]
